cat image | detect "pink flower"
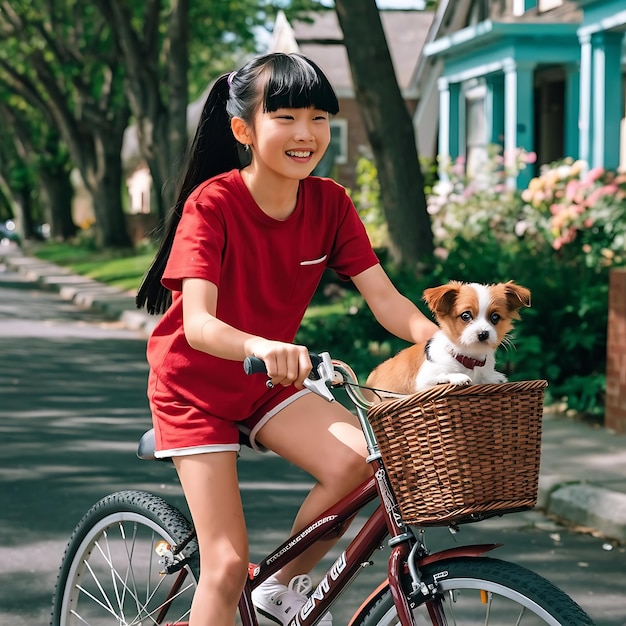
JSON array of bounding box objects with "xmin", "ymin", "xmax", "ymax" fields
[
  {"xmin": 524, "ymin": 151, "xmax": 538, "ymax": 164},
  {"xmin": 565, "ymin": 180, "xmax": 579, "ymax": 201},
  {"xmin": 582, "ymin": 166, "xmax": 605, "ymax": 185}
]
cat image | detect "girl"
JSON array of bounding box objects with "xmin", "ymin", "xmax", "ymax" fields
[{"xmin": 137, "ymin": 52, "xmax": 437, "ymax": 626}]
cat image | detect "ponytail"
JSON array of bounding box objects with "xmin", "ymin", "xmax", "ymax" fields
[{"xmin": 136, "ymin": 74, "xmax": 240, "ymax": 315}]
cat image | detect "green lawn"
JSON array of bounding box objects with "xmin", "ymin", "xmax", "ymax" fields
[{"xmin": 29, "ymin": 242, "xmax": 154, "ymax": 293}]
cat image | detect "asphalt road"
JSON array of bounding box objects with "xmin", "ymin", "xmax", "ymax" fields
[{"xmin": 1, "ymin": 260, "xmax": 625, "ymax": 625}]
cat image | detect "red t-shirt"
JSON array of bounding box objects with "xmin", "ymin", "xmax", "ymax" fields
[{"xmin": 147, "ymin": 169, "xmax": 378, "ymax": 422}]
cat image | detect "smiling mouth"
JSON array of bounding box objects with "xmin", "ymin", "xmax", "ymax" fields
[{"xmin": 286, "ymin": 150, "xmax": 312, "ymax": 158}]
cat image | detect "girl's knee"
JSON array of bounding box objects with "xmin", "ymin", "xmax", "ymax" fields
[
  {"xmin": 199, "ymin": 553, "xmax": 248, "ymax": 603},
  {"xmin": 324, "ymin": 450, "xmax": 372, "ymax": 492}
]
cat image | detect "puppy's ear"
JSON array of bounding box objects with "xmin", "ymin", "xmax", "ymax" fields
[
  {"xmin": 423, "ymin": 282, "xmax": 462, "ymax": 316},
  {"xmin": 504, "ymin": 281, "xmax": 531, "ymax": 312}
]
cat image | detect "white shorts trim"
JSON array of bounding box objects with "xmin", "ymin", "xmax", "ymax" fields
[
  {"xmin": 155, "ymin": 443, "xmax": 240, "ymax": 458},
  {"xmin": 248, "ymin": 388, "xmax": 311, "ymax": 452}
]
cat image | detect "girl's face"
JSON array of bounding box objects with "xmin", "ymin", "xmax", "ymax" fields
[{"xmin": 248, "ymin": 106, "xmax": 331, "ymax": 181}]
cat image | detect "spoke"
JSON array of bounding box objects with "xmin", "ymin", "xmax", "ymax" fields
[
  {"xmin": 121, "ymin": 521, "xmax": 143, "ymax": 623},
  {"xmin": 70, "ymin": 607, "xmax": 97, "ymax": 625},
  {"xmin": 75, "ymin": 582, "xmax": 120, "ymax": 619},
  {"xmin": 515, "ymin": 606, "xmax": 526, "ymax": 625},
  {"xmin": 445, "ymin": 590, "xmax": 458, "ymax": 626},
  {"xmin": 126, "ymin": 575, "xmax": 196, "ymax": 625},
  {"xmin": 93, "ymin": 533, "xmax": 147, "ymax": 615},
  {"xmin": 101, "ymin": 529, "xmax": 127, "ymax": 623},
  {"xmin": 82, "ymin": 556, "xmax": 117, "ymax": 617}
]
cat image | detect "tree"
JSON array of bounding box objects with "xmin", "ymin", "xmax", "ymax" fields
[
  {"xmin": 334, "ymin": 0, "xmax": 434, "ymax": 267},
  {"xmin": 93, "ymin": 0, "xmax": 189, "ymax": 220},
  {"xmin": 0, "ymin": 0, "xmax": 132, "ymax": 248},
  {"xmin": 0, "ymin": 85, "xmax": 77, "ymax": 240},
  {"xmin": 96, "ymin": 0, "xmax": 325, "ymax": 222}
]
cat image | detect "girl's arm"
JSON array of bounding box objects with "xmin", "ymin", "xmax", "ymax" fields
[
  {"xmin": 352, "ymin": 264, "xmax": 438, "ymax": 343},
  {"xmin": 181, "ymin": 277, "xmax": 311, "ymax": 387}
]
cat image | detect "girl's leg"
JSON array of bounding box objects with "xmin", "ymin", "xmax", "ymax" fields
[
  {"xmin": 255, "ymin": 392, "xmax": 372, "ymax": 582},
  {"xmin": 174, "ymin": 451, "xmax": 248, "ymax": 626}
]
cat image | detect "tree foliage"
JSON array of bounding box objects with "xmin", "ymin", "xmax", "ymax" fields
[{"xmin": 0, "ymin": 0, "xmax": 132, "ymax": 247}]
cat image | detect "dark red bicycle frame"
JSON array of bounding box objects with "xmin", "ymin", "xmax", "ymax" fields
[{"xmin": 233, "ymin": 458, "xmax": 498, "ymax": 626}]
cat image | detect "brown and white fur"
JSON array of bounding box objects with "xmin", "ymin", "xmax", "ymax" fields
[{"xmin": 366, "ymin": 281, "xmax": 531, "ymax": 397}]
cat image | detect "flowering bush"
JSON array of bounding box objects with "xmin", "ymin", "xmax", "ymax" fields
[
  {"xmin": 427, "ymin": 145, "xmax": 538, "ymax": 256},
  {"xmin": 521, "ymin": 159, "xmax": 626, "ymax": 267},
  {"xmin": 423, "ymin": 148, "xmax": 626, "ymax": 418}
]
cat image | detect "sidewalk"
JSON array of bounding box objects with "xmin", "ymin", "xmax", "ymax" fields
[{"xmin": 2, "ymin": 243, "xmax": 626, "ymax": 542}]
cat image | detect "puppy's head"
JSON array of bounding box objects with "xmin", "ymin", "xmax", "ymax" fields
[{"xmin": 423, "ymin": 281, "xmax": 531, "ymax": 350}]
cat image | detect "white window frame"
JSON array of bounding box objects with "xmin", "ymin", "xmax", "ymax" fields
[
  {"xmin": 464, "ymin": 82, "xmax": 488, "ymax": 179},
  {"xmin": 538, "ymin": 0, "xmax": 563, "ymax": 13},
  {"xmin": 513, "ymin": 0, "xmax": 537, "ymax": 17},
  {"xmin": 330, "ymin": 118, "xmax": 348, "ymax": 165}
]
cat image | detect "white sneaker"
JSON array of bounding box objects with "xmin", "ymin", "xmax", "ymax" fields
[{"xmin": 251, "ymin": 574, "xmax": 333, "ymax": 625}]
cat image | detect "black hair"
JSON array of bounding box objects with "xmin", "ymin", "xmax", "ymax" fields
[{"xmin": 136, "ymin": 53, "xmax": 339, "ymax": 315}]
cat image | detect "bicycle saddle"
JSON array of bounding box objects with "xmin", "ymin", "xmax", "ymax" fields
[{"xmin": 137, "ymin": 428, "xmax": 158, "ymax": 461}]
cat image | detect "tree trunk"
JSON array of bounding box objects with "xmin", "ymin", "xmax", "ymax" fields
[
  {"xmin": 78, "ymin": 130, "xmax": 133, "ymax": 249},
  {"xmin": 334, "ymin": 0, "xmax": 434, "ymax": 267},
  {"xmin": 96, "ymin": 0, "xmax": 189, "ymax": 222},
  {"xmin": 39, "ymin": 166, "xmax": 77, "ymax": 241}
]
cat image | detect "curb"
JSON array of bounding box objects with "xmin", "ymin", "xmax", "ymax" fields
[
  {"xmin": 3, "ymin": 244, "xmax": 626, "ymax": 542},
  {"xmin": 0, "ymin": 246, "xmax": 159, "ymax": 336}
]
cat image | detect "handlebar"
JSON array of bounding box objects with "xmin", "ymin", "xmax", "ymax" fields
[
  {"xmin": 243, "ymin": 352, "xmax": 336, "ymax": 403},
  {"xmin": 243, "ymin": 351, "xmax": 373, "ymax": 410}
]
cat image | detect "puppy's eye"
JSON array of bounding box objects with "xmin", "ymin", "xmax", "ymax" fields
[
  {"xmin": 460, "ymin": 311, "xmax": 473, "ymax": 322},
  {"xmin": 490, "ymin": 312, "xmax": 501, "ymax": 324}
]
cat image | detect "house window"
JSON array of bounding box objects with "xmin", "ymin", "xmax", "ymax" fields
[
  {"xmin": 538, "ymin": 0, "xmax": 563, "ymax": 12},
  {"xmin": 513, "ymin": 0, "xmax": 538, "ymax": 16},
  {"xmin": 330, "ymin": 119, "xmax": 348, "ymax": 165},
  {"xmin": 465, "ymin": 84, "xmax": 488, "ymax": 178}
]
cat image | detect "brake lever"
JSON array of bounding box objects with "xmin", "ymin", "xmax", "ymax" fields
[{"xmin": 303, "ymin": 352, "xmax": 335, "ymax": 403}]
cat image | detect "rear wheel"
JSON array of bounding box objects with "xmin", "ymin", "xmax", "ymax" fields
[
  {"xmin": 354, "ymin": 557, "xmax": 594, "ymax": 626},
  {"xmin": 50, "ymin": 490, "xmax": 198, "ymax": 626}
]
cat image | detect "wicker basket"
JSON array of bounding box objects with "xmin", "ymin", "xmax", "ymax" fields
[{"xmin": 367, "ymin": 380, "xmax": 547, "ymax": 526}]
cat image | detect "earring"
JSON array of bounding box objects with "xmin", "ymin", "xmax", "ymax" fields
[{"xmin": 243, "ymin": 144, "xmax": 250, "ymax": 152}]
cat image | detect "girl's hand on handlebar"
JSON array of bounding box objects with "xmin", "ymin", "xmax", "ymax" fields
[{"xmin": 244, "ymin": 339, "xmax": 312, "ymax": 389}]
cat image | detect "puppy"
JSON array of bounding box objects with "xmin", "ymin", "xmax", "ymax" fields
[{"xmin": 366, "ymin": 281, "xmax": 531, "ymax": 397}]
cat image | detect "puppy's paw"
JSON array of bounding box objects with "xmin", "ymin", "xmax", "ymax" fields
[{"xmin": 436, "ymin": 373, "xmax": 472, "ymax": 386}]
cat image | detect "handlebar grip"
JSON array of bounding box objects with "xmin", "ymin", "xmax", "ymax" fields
[
  {"xmin": 243, "ymin": 353, "xmax": 325, "ymax": 377},
  {"xmin": 243, "ymin": 356, "xmax": 267, "ymax": 375}
]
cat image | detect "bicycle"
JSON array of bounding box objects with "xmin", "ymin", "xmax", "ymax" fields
[{"xmin": 50, "ymin": 351, "xmax": 595, "ymax": 625}]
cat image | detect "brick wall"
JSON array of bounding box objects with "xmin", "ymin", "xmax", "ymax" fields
[{"xmin": 605, "ymin": 267, "xmax": 626, "ymax": 433}]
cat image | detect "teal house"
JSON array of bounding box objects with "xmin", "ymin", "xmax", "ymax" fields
[{"xmin": 414, "ymin": 0, "xmax": 626, "ymax": 186}]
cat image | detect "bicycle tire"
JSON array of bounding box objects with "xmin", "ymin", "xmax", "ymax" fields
[
  {"xmin": 352, "ymin": 556, "xmax": 595, "ymax": 626},
  {"xmin": 50, "ymin": 490, "xmax": 199, "ymax": 626}
]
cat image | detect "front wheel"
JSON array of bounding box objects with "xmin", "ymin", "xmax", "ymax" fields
[
  {"xmin": 353, "ymin": 557, "xmax": 594, "ymax": 626},
  {"xmin": 50, "ymin": 490, "xmax": 199, "ymax": 626}
]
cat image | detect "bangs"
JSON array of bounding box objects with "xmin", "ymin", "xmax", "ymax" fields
[{"xmin": 262, "ymin": 54, "xmax": 339, "ymax": 115}]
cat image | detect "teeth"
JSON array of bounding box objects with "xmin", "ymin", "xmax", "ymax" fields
[{"xmin": 287, "ymin": 151, "xmax": 311, "ymax": 157}]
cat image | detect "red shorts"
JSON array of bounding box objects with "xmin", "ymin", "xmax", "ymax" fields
[{"xmin": 150, "ymin": 383, "xmax": 310, "ymax": 457}]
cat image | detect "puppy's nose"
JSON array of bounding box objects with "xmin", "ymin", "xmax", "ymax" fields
[{"xmin": 477, "ymin": 331, "xmax": 490, "ymax": 342}]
